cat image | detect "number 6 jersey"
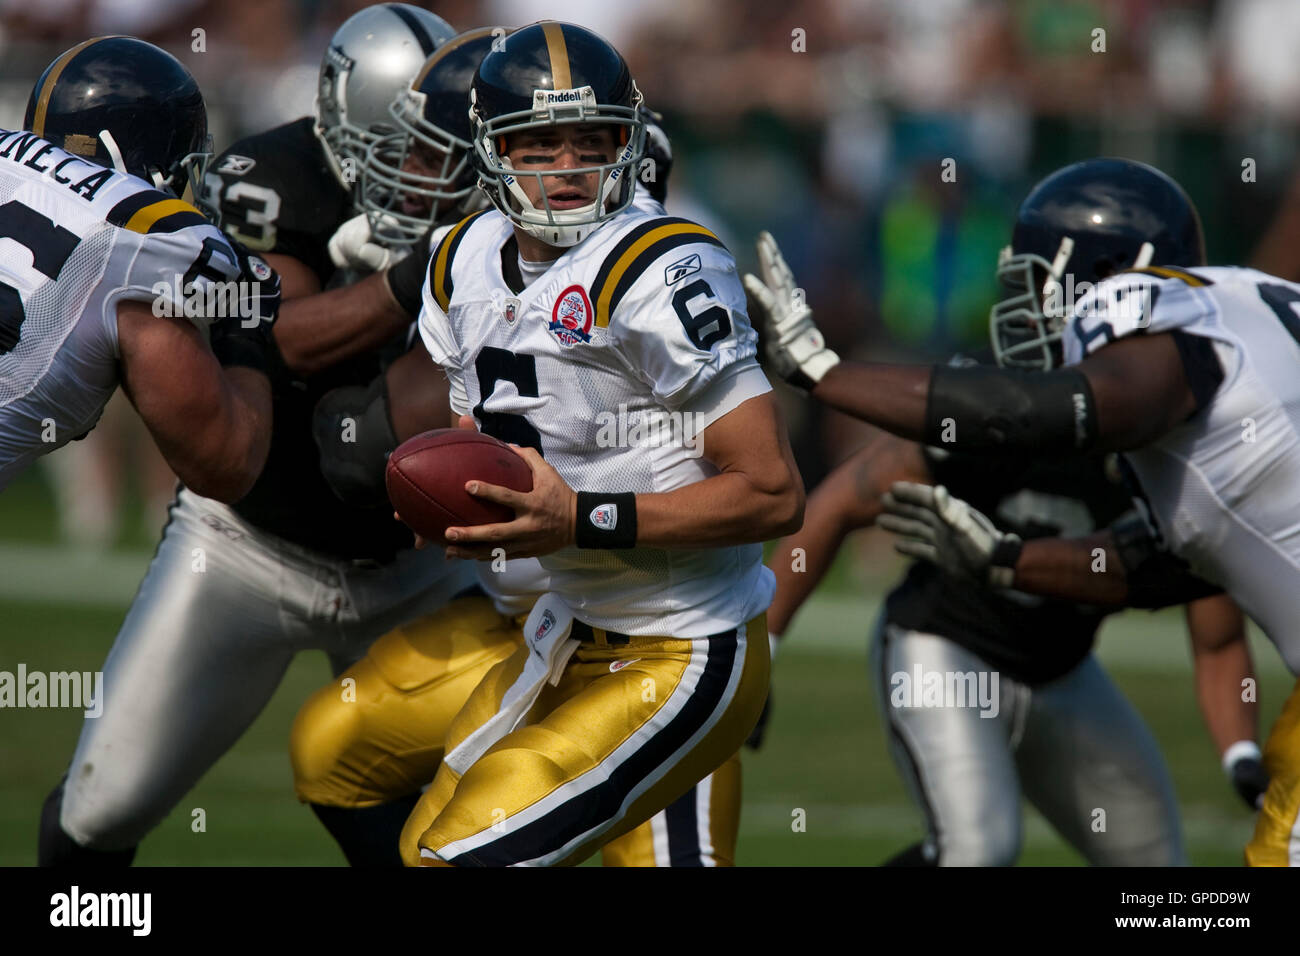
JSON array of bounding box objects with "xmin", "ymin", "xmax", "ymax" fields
[
  {"xmin": 419, "ymin": 205, "xmax": 775, "ymax": 638},
  {"xmin": 1064, "ymin": 265, "xmax": 1300, "ymax": 667},
  {"xmin": 0, "ymin": 129, "xmax": 241, "ymax": 490}
]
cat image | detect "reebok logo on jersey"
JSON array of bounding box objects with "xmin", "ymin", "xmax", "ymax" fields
[
  {"xmin": 665, "ymin": 253, "xmax": 702, "ymax": 286},
  {"xmin": 216, "ymin": 154, "xmax": 256, "ymax": 176},
  {"xmin": 549, "ymin": 285, "xmax": 593, "ymax": 346},
  {"xmin": 590, "ymin": 504, "xmax": 618, "ymax": 531}
]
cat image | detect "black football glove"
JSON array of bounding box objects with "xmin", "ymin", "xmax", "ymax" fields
[
  {"xmin": 312, "ymin": 375, "xmax": 399, "ymax": 508},
  {"xmin": 1226, "ymin": 747, "xmax": 1269, "ymax": 811},
  {"xmin": 209, "ymin": 236, "xmax": 283, "ymax": 375}
]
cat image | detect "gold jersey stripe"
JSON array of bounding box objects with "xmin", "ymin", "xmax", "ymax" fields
[
  {"xmin": 541, "ymin": 22, "xmax": 572, "ymax": 91},
  {"xmin": 595, "ymin": 222, "xmax": 720, "ymax": 328},
  {"xmin": 1127, "ymin": 265, "xmax": 1210, "ymax": 287},
  {"xmin": 433, "ymin": 212, "xmax": 480, "ymax": 311},
  {"xmin": 122, "ymin": 198, "xmax": 200, "ymax": 234}
]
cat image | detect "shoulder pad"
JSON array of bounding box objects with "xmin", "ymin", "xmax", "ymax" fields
[
  {"xmin": 427, "ymin": 209, "xmax": 490, "ymax": 311},
  {"xmin": 105, "ymin": 188, "xmax": 209, "ymax": 235},
  {"xmin": 590, "ymin": 217, "xmax": 726, "ymax": 329}
]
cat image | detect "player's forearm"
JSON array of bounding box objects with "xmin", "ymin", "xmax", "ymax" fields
[
  {"xmin": 1009, "ymin": 532, "xmax": 1129, "ymax": 606},
  {"xmin": 274, "ymin": 271, "xmax": 410, "ymax": 377},
  {"xmin": 766, "ymin": 484, "xmax": 860, "ymax": 636},
  {"xmin": 1187, "ymin": 597, "xmax": 1258, "ymax": 756},
  {"xmin": 809, "ymin": 362, "xmax": 933, "ymax": 441},
  {"xmin": 155, "ymin": 367, "xmax": 272, "ymax": 502},
  {"xmin": 1194, "ymin": 642, "xmax": 1259, "ymax": 757},
  {"xmin": 633, "ymin": 470, "xmax": 804, "ymax": 550}
]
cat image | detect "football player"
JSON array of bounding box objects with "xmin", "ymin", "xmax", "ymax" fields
[
  {"xmin": 764, "ymin": 381, "xmax": 1253, "ymax": 864},
  {"xmin": 391, "ymin": 21, "xmax": 801, "ymax": 866},
  {"xmin": 295, "ymin": 66, "xmax": 746, "ymax": 866},
  {"xmin": 37, "ymin": 7, "xmax": 473, "ymax": 867},
  {"xmin": 0, "ymin": 37, "xmax": 276, "ymax": 500},
  {"xmin": 749, "ymin": 157, "xmax": 1300, "ymax": 866}
]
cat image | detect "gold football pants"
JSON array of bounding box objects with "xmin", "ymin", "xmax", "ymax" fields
[
  {"xmin": 291, "ymin": 595, "xmax": 751, "ymax": 866},
  {"xmin": 402, "ymin": 615, "xmax": 768, "ymax": 867},
  {"xmin": 1246, "ymin": 677, "xmax": 1300, "ymax": 866}
]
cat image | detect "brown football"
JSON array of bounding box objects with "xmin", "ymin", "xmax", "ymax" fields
[{"xmin": 385, "ymin": 429, "xmax": 533, "ymax": 543}]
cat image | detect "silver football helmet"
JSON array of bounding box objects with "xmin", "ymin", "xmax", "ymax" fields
[{"xmin": 315, "ymin": 3, "xmax": 457, "ymax": 193}]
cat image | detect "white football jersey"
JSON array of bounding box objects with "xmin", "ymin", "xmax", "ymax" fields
[
  {"xmin": 1064, "ymin": 265, "xmax": 1300, "ymax": 667},
  {"xmin": 0, "ymin": 129, "xmax": 241, "ymax": 491},
  {"xmin": 420, "ymin": 205, "xmax": 775, "ymax": 637}
]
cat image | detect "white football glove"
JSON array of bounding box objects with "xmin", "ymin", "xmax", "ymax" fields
[
  {"xmin": 328, "ymin": 213, "xmax": 409, "ymax": 273},
  {"xmin": 878, "ymin": 481, "xmax": 1023, "ymax": 589},
  {"xmin": 742, "ymin": 230, "xmax": 840, "ymax": 389}
]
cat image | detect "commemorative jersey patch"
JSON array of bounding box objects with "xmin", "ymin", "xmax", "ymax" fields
[{"xmin": 549, "ymin": 284, "xmax": 594, "ymax": 346}]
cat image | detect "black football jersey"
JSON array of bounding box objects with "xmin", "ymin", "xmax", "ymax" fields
[
  {"xmin": 202, "ymin": 118, "xmax": 412, "ymax": 561},
  {"xmin": 203, "ymin": 117, "xmax": 352, "ymax": 286},
  {"xmin": 882, "ymin": 374, "xmax": 1139, "ymax": 685}
]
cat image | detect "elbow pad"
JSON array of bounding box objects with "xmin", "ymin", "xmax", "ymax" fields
[
  {"xmin": 924, "ymin": 364, "xmax": 1099, "ymax": 453},
  {"xmin": 1111, "ymin": 510, "xmax": 1222, "ymax": 609},
  {"xmin": 312, "ymin": 375, "xmax": 399, "ymax": 507}
]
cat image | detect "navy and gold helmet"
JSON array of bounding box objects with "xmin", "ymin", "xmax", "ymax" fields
[
  {"xmin": 469, "ymin": 21, "xmax": 646, "ymax": 247},
  {"xmin": 24, "ymin": 36, "xmax": 210, "ymax": 197},
  {"xmin": 991, "ymin": 158, "xmax": 1206, "ymax": 370},
  {"xmin": 361, "ymin": 27, "xmax": 498, "ymax": 247}
]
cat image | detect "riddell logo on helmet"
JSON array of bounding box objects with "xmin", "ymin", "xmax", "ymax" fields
[{"xmin": 532, "ymin": 86, "xmax": 597, "ymax": 111}]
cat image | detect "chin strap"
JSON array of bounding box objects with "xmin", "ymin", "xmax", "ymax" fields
[{"xmin": 98, "ymin": 129, "xmax": 127, "ymax": 174}]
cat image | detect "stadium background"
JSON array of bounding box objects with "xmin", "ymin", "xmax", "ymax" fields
[{"xmin": 0, "ymin": 0, "xmax": 1297, "ymax": 864}]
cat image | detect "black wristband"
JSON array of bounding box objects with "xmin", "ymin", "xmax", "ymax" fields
[
  {"xmin": 575, "ymin": 492, "xmax": 637, "ymax": 549},
  {"xmin": 384, "ymin": 231, "xmax": 432, "ymax": 318}
]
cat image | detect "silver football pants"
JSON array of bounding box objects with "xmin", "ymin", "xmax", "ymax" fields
[
  {"xmin": 59, "ymin": 487, "xmax": 471, "ymax": 850},
  {"xmin": 871, "ymin": 614, "xmax": 1186, "ymax": 866}
]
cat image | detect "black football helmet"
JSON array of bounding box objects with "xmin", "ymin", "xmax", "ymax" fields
[
  {"xmin": 990, "ymin": 157, "xmax": 1206, "ymax": 370},
  {"xmin": 24, "ymin": 36, "xmax": 211, "ymax": 197},
  {"xmin": 469, "ymin": 21, "xmax": 646, "ymax": 247},
  {"xmin": 361, "ymin": 27, "xmax": 498, "ymax": 247}
]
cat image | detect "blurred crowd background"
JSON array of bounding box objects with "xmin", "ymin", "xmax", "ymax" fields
[{"xmin": 3, "ymin": 0, "xmax": 1300, "ymax": 543}]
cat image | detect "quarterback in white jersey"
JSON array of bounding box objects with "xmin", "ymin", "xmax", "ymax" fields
[
  {"xmin": 0, "ymin": 38, "xmax": 276, "ymax": 503},
  {"xmin": 388, "ymin": 21, "xmax": 801, "ymax": 867}
]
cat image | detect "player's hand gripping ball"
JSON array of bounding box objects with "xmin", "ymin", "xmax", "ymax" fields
[{"xmin": 386, "ymin": 429, "xmax": 533, "ymax": 544}]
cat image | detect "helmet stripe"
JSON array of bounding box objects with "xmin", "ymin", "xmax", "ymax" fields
[
  {"xmin": 540, "ymin": 22, "xmax": 573, "ymax": 90},
  {"xmin": 413, "ymin": 26, "xmax": 497, "ymax": 88},
  {"xmin": 30, "ymin": 37, "xmax": 107, "ymax": 136},
  {"xmin": 388, "ymin": 4, "xmax": 437, "ymax": 56}
]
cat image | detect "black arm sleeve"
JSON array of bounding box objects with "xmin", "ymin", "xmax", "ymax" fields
[{"xmin": 924, "ymin": 364, "xmax": 1099, "ymax": 453}]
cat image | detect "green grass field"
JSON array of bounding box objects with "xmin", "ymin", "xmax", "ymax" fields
[{"xmin": 0, "ymin": 467, "xmax": 1290, "ymax": 865}]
